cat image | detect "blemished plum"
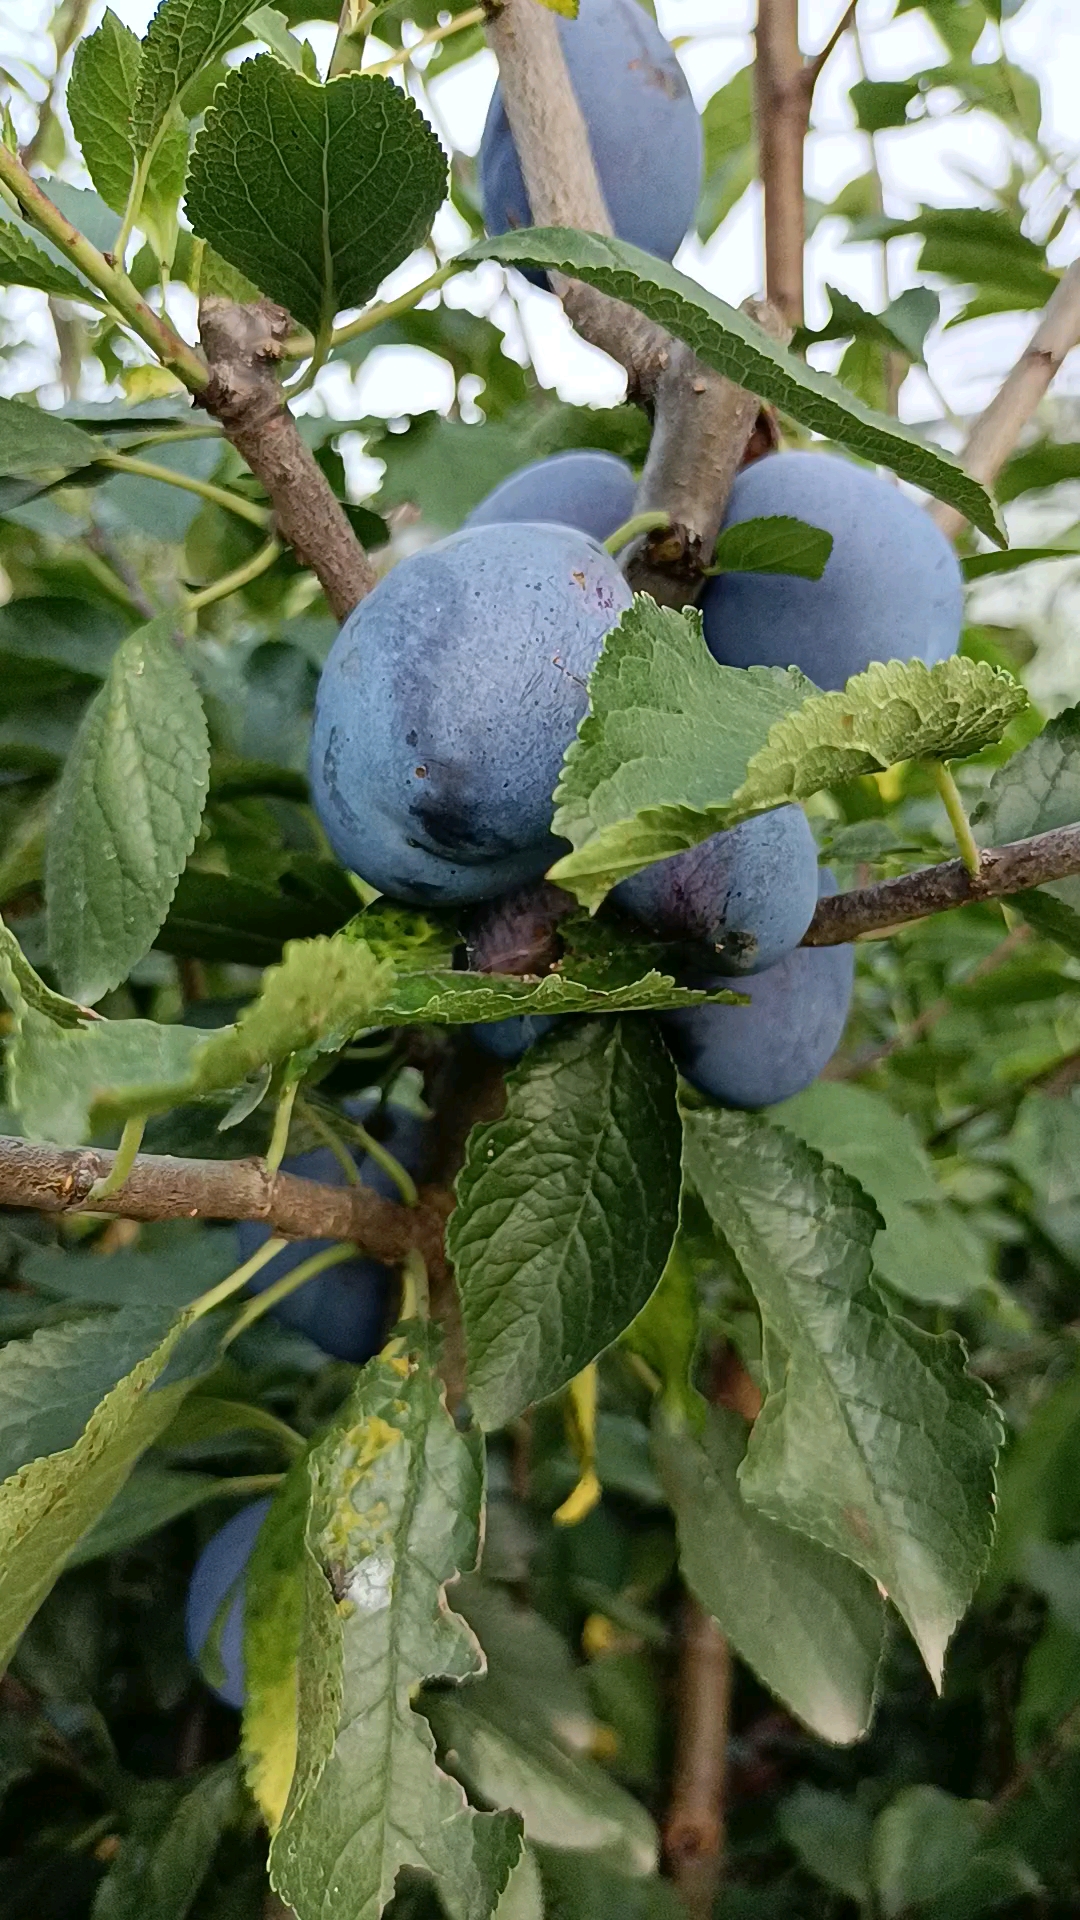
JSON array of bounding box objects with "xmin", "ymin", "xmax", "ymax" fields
[
  {"xmin": 700, "ymin": 451, "xmax": 964, "ymax": 691},
  {"xmin": 614, "ymin": 806, "xmax": 818, "ymax": 976},
  {"xmin": 309, "ymin": 523, "xmax": 632, "ymax": 905},
  {"xmin": 480, "ymin": 0, "xmax": 703, "ymax": 266},
  {"xmin": 185, "ymin": 1498, "xmax": 271, "ymax": 1709},
  {"xmin": 235, "ymin": 1096, "xmax": 425, "ymax": 1361},
  {"xmin": 464, "ymin": 450, "xmax": 636, "ymax": 544},
  {"xmin": 659, "ymin": 871, "xmax": 854, "ymax": 1108}
]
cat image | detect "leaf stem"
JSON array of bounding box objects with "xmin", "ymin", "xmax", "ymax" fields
[
  {"xmin": 300, "ymin": 1101, "xmax": 363, "ymax": 1185},
  {"xmin": 99, "ymin": 450, "xmax": 271, "ymax": 528},
  {"xmin": 215, "ymin": 1472, "xmax": 286, "ymax": 1496},
  {"xmin": 184, "ymin": 536, "xmax": 282, "ymax": 614},
  {"xmin": 348, "ymin": 1120, "xmax": 418, "ymax": 1207},
  {"xmin": 365, "ymin": 6, "xmax": 487, "ymax": 76},
  {"xmin": 190, "ymin": 1235, "xmax": 290, "ymax": 1321},
  {"xmin": 282, "ymin": 260, "xmax": 463, "ymax": 359},
  {"xmin": 223, "ymin": 1242, "xmax": 358, "ymax": 1342},
  {"xmin": 265, "ymin": 1077, "xmax": 300, "ymax": 1178},
  {"xmin": 0, "ymin": 144, "xmax": 208, "ymax": 392},
  {"xmin": 85, "ymin": 1115, "xmax": 145, "ymax": 1203},
  {"xmin": 400, "ymin": 1247, "xmax": 429, "ymax": 1321},
  {"xmin": 113, "ymin": 142, "xmax": 156, "ymax": 270},
  {"xmin": 603, "ymin": 509, "xmax": 671, "ymax": 555},
  {"xmin": 931, "ymin": 760, "xmax": 983, "ymax": 878}
]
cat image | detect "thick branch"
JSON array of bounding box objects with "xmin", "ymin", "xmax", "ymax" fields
[
  {"xmin": 0, "ymin": 1137, "xmax": 450, "ymax": 1277},
  {"xmin": 932, "ymin": 258, "xmax": 1080, "ymax": 542},
  {"xmin": 802, "ymin": 822, "xmax": 1080, "ymax": 945},
  {"xmin": 198, "ymin": 298, "xmax": 375, "ymax": 619}
]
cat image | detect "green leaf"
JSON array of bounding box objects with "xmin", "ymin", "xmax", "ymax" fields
[
  {"xmin": 0, "ymin": 909, "xmax": 92, "ymax": 1027},
  {"xmin": 0, "ymin": 596, "xmax": 123, "ymax": 702},
  {"xmin": 67, "ymin": 1464, "xmax": 232, "ymax": 1565},
  {"xmin": 21, "ymin": 1228, "xmax": 237, "ymax": 1309},
  {"xmin": 67, "ymin": 5, "xmax": 190, "ymax": 259},
  {"xmin": 0, "ymin": 218, "xmax": 92, "ymax": 300},
  {"xmin": 245, "ymin": 6, "xmax": 319, "ymax": 74},
  {"xmin": 963, "ymin": 542, "xmax": 1080, "ymax": 580},
  {"xmin": 463, "ymin": 230, "xmax": 1004, "ymax": 543},
  {"xmin": 131, "ymin": 0, "xmax": 257, "ymax": 157},
  {"xmin": 0, "ymin": 1302, "xmax": 185, "ymax": 1485},
  {"xmin": 0, "ymin": 1296, "xmax": 221, "ymax": 1671},
  {"xmin": 449, "ymin": 1020, "xmax": 682, "ymax": 1431},
  {"xmin": 697, "ymin": 62, "xmax": 755, "ymax": 241},
  {"xmin": 799, "ymin": 284, "xmax": 939, "ymax": 367},
  {"xmin": 45, "ymin": 615, "xmax": 211, "ymax": 1006},
  {"xmin": 850, "ymin": 76, "xmax": 919, "ymax": 130},
  {"xmin": 91, "ymin": 1761, "xmax": 243, "ymax": 1920},
  {"xmin": 682, "ymin": 1107, "xmax": 1003, "ymax": 1686},
  {"xmin": 871, "ymin": 1786, "xmax": 1036, "ymax": 1919},
  {"xmin": 268, "ymin": 1327, "xmax": 523, "ymax": 1920},
  {"xmin": 622, "ymin": 1207, "xmax": 703, "ymax": 1429},
  {"xmin": 186, "ymin": 61, "xmax": 447, "ymax": 338},
  {"xmin": 779, "ymin": 1786, "xmax": 874, "ymax": 1905},
  {"xmin": 974, "ymin": 706, "xmax": 1080, "ymax": 953},
  {"xmin": 774, "ymin": 1082, "xmax": 993, "ymax": 1306},
  {"xmin": 707, "ymin": 515, "xmax": 834, "ymax": 580},
  {"xmin": 655, "ymin": 1405, "xmax": 885, "ymax": 1744},
  {"xmin": 189, "ymin": 932, "xmax": 393, "ymax": 1093},
  {"xmin": 996, "ymin": 438, "xmax": 1080, "ymax": 504},
  {"xmin": 547, "ymin": 599, "xmax": 1025, "ymax": 910},
  {"xmin": 0, "ymin": 397, "xmax": 100, "ymax": 481},
  {"xmin": 242, "ymin": 1456, "xmax": 308, "ymax": 1831},
  {"xmin": 5, "ymin": 993, "xmax": 201, "ymax": 1144}
]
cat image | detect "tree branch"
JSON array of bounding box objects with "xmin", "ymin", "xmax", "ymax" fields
[
  {"xmin": 755, "ymin": 0, "xmax": 807, "ymax": 329},
  {"xmin": 665, "ymin": 1598, "xmax": 733, "ymax": 1917},
  {"xmin": 802, "ymin": 822, "xmax": 1080, "ymax": 945},
  {"xmin": 198, "ymin": 298, "xmax": 375, "ymax": 619},
  {"xmin": 931, "ymin": 257, "xmax": 1080, "ymax": 541}
]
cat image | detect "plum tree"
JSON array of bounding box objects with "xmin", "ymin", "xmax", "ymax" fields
[
  {"xmin": 235, "ymin": 1097, "xmax": 425, "ymax": 1360},
  {"xmin": 185, "ymin": 1498, "xmax": 272, "ymax": 1710},
  {"xmin": 480, "ymin": 0, "xmax": 703, "ymax": 264},
  {"xmin": 700, "ymin": 451, "xmax": 964, "ymax": 690},
  {"xmin": 464, "ymin": 449, "xmax": 637, "ymax": 543},
  {"xmin": 309, "ymin": 523, "xmax": 632, "ymax": 904},
  {"xmin": 659, "ymin": 872, "xmax": 854, "ymax": 1108},
  {"xmin": 614, "ymin": 806, "xmax": 819, "ymax": 975}
]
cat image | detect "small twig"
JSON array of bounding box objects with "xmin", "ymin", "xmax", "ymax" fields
[
  {"xmin": 365, "ymin": 6, "xmax": 487, "ymax": 77},
  {"xmin": 664, "ymin": 1598, "xmax": 733, "ymax": 1918},
  {"xmin": 804, "ymin": 0, "xmax": 858, "ymax": 88}
]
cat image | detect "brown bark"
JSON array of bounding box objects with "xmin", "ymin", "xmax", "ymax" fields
[{"xmin": 664, "ymin": 1599, "xmax": 734, "ymax": 1917}]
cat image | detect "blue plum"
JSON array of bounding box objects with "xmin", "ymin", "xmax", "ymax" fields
[
  {"xmin": 614, "ymin": 806, "xmax": 818, "ymax": 976},
  {"xmin": 236, "ymin": 1096, "xmax": 425, "ymax": 1361},
  {"xmin": 659, "ymin": 872, "xmax": 854, "ymax": 1108},
  {"xmin": 309, "ymin": 523, "xmax": 632, "ymax": 906},
  {"xmin": 480, "ymin": 0, "xmax": 703, "ymax": 266},
  {"xmin": 185, "ymin": 1497, "xmax": 271, "ymax": 1709},
  {"xmin": 471, "ymin": 1013, "xmax": 558, "ymax": 1062},
  {"xmin": 700, "ymin": 451, "xmax": 964, "ymax": 691},
  {"xmin": 464, "ymin": 450, "xmax": 636, "ymax": 544}
]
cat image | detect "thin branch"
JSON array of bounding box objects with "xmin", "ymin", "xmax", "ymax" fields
[
  {"xmin": 802, "ymin": 821, "xmax": 1080, "ymax": 946},
  {"xmin": 198, "ymin": 298, "xmax": 375, "ymax": 618},
  {"xmin": 836, "ymin": 921, "xmax": 1031, "ymax": 1075},
  {"xmin": 755, "ymin": 0, "xmax": 808, "ymax": 328},
  {"xmin": 804, "ymin": 0, "xmax": 858, "ymax": 88},
  {"xmin": 664, "ymin": 1599, "xmax": 733, "ymax": 1918},
  {"xmin": 932, "ymin": 257, "xmax": 1080, "ymax": 541}
]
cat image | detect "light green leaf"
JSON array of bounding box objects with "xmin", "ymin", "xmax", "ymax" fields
[
  {"xmin": 0, "ymin": 1296, "xmax": 221, "ymax": 1671},
  {"xmin": 656, "ymin": 1405, "xmax": 884, "ymax": 1744},
  {"xmin": 0, "ymin": 218, "xmax": 92, "ymax": 300},
  {"xmin": 67, "ymin": 3, "xmax": 189, "ymax": 260},
  {"xmin": 774, "ymin": 1082, "xmax": 993, "ymax": 1306},
  {"xmin": 496, "ymin": 1851, "xmax": 544, "ymax": 1920},
  {"xmin": 682, "ymin": 1107, "xmax": 1002, "ymax": 1686},
  {"xmin": 622, "ymin": 1207, "xmax": 704, "ymax": 1429},
  {"xmin": 45, "ymin": 615, "xmax": 211, "ymax": 1006},
  {"xmin": 548, "ymin": 598, "xmax": 1025, "ymax": 909},
  {"xmin": 449, "ymin": 1020, "xmax": 682, "ymax": 1431},
  {"xmin": 780, "ymin": 1786, "xmax": 874, "ymax": 1904},
  {"xmin": 186, "ymin": 61, "xmax": 447, "ymax": 338},
  {"xmin": 0, "ymin": 910, "xmax": 91, "ymax": 1027},
  {"xmin": 245, "ymin": 7, "xmax": 318, "ymax": 75},
  {"xmin": 463, "ymin": 229, "xmax": 1003, "ymax": 542},
  {"xmin": 707, "ymin": 514, "xmax": 834, "ymax": 580},
  {"xmin": 974, "ymin": 705, "xmax": 1080, "ymax": 953},
  {"xmin": 132, "ymin": 0, "xmax": 257, "ymax": 157},
  {"xmin": 871, "ymin": 1786, "xmax": 1036, "ymax": 1919},
  {"xmin": 0, "ymin": 1302, "xmax": 184, "ymax": 1485},
  {"xmin": 242, "ymin": 1457, "xmax": 308, "ymax": 1831},
  {"xmin": 190, "ymin": 933, "xmax": 393, "ymax": 1092},
  {"xmin": 5, "ymin": 994, "xmax": 201, "ymax": 1144},
  {"xmin": 268, "ymin": 1327, "xmax": 523, "ymax": 1920},
  {"xmin": 0, "ymin": 396, "xmax": 100, "ymax": 480}
]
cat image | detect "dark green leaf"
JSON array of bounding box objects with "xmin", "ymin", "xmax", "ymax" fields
[
  {"xmin": 850, "ymin": 77, "xmax": 920, "ymax": 130},
  {"xmin": 779, "ymin": 1786, "xmax": 874, "ymax": 1904},
  {"xmin": 449, "ymin": 1020, "xmax": 682, "ymax": 1431},
  {"xmin": 159, "ymin": 856, "xmax": 357, "ymax": 966},
  {"xmin": 708, "ymin": 515, "xmax": 834, "ymax": 580},
  {"xmin": 67, "ymin": 1465, "xmax": 232, "ymax": 1565},
  {"xmin": 0, "ymin": 597, "xmax": 124, "ymax": 703},
  {"xmin": 974, "ymin": 706, "xmax": 1080, "ymax": 953},
  {"xmin": 131, "ymin": 0, "xmax": 257, "ymax": 157},
  {"xmin": 0, "ymin": 398, "xmax": 100, "ymax": 481},
  {"xmin": 91, "ymin": 1761, "xmax": 243, "ymax": 1920},
  {"xmin": 963, "ymin": 542, "xmax": 1080, "ymax": 580},
  {"xmin": 996, "ymin": 439, "xmax": 1080, "ymax": 504}
]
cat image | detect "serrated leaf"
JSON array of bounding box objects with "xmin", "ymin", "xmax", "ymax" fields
[
  {"xmin": 0, "ymin": 396, "xmax": 100, "ymax": 480},
  {"xmin": 0, "ymin": 1297, "xmax": 221, "ymax": 1672},
  {"xmin": 268, "ymin": 1327, "xmax": 523, "ymax": 1920},
  {"xmin": 708, "ymin": 514, "xmax": 834, "ymax": 580},
  {"xmin": 682, "ymin": 1107, "xmax": 1003, "ymax": 1685},
  {"xmin": 0, "ymin": 218, "xmax": 92, "ymax": 299},
  {"xmin": 131, "ymin": 0, "xmax": 257, "ymax": 157},
  {"xmin": 242, "ymin": 1457, "xmax": 308, "ymax": 1830},
  {"xmin": 449, "ymin": 1020, "xmax": 681, "ymax": 1431},
  {"xmin": 365, "ymin": 965, "xmax": 741, "ymax": 1029},
  {"xmin": 4, "ymin": 993, "xmax": 201, "ymax": 1144},
  {"xmin": 548, "ymin": 601, "xmax": 1026, "ymax": 909},
  {"xmin": 656, "ymin": 1404, "xmax": 885, "ymax": 1743},
  {"xmin": 190, "ymin": 933, "xmax": 393, "ymax": 1092},
  {"xmin": 0, "ymin": 910, "xmax": 91, "ymax": 1027},
  {"xmin": 973, "ymin": 705, "xmax": 1080, "ymax": 953},
  {"xmin": 68, "ymin": 4, "xmax": 190, "ymax": 260},
  {"xmin": 0, "ymin": 1302, "xmax": 183, "ymax": 1485},
  {"xmin": 45, "ymin": 615, "xmax": 210, "ymax": 1006},
  {"xmin": 186, "ymin": 61, "xmax": 447, "ymax": 337},
  {"xmin": 463, "ymin": 229, "xmax": 1003, "ymax": 542}
]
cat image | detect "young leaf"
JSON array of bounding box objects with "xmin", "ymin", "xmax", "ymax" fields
[
  {"xmin": 186, "ymin": 62, "xmax": 447, "ymax": 338},
  {"xmin": 0, "ymin": 219, "xmax": 92, "ymax": 300},
  {"xmin": 68, "ymin": 11, "xmax": 191, "ymax": 263},
  {"xmin": 449, "ymin": 1020, "xmax": 682, "ymax": 1432},
  {"xmin": 245, "ymin": 6, "xmax": 319, "ymax": 75},
  {"xmin": 5, "ymin": 995, "xmax": 201, "ymax": 1144},
  {"xmin": 0, "ymin": 911, "xmax": 92, "ymax": 1027},
  {"xmin": 682, "ymin": 1107, "xmax": 1003, "ymax": 1687},
  {"xmin": 0, "ymin": 396, "xmax": 100, "ymax": 480},
  {"xmin": 268, "ymin": 1327, "xmax": 523, "ymax": 1920},
  {"xmin": 655, "ymin": 1404, "xmax": 885, "ymax": 1744},
  {"xmin": 973, "ymin": 704, "xmax": 1080, "ymax": 953},
  {"xmin": 188, "ymin": 932, "xmax": 394, "ymax": 1093},
  {"xmin": 132, "ymin": 0, "xmax": 259, "ymax": 157},
  {"xmin": 45, "ymin": 615, "xmax": 211, "ymax": 1006},
  {"xmin": 707, "ymin": 515, "xmax": 834, "ymax": 580},
  {"xmin": 242, "ymin": 1457, "xmax": 308, "ymax": 1831},
  {"xmin": 463, "ymin": 229, "xmax": 1004, "ymax": 543}
]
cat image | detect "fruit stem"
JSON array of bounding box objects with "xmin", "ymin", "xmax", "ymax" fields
[
  {"xmin": 223, "ymin": 1243, "xmax": 358, "ymax": 1343},
  {"xmin": 184, "ymin": 536, "xmax": 282, "ymax": 615},
  {"xmin": 265, "ymin": 1076, "xmax": 300, "ymax": 1178},
  {"xmin": 604, "ymin": 509, "xmax": 672, "ymax": 555},
  {"xmin": 299, "ymin": 1101, "xmax": 363, "ymax": 1185},
  {"xmin": 85, "ymin": 1115, "xmax": 145, "ymax": 1203},
  {"xmin": 191, "ymin": 1235, "xmax": 290, "ymax": 1320},
  {"xmin": 932, "ymin": 760, "xmax": 982, "ymax": 878}
]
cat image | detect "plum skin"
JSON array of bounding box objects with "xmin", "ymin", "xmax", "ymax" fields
[
  {"xmin": 659, "ymin": 871, "xmax": 854, "ymax": 1108},
  {"xmin": 464, "ymin": 450, "xmax": 637, "ymax": 545},
  {"xmin": 235, "ymin": 1096, "xmax": 425, "ymax": 1361},
  {"xmin": 614, "ymin": 806, "xmax": 819, "ymax": 977},
  {"xmin": 472, "ymin": 1013, "xmax": 558, "ymax": 1062},
  {"xmin": 480, "ymin": 0, "xmax": 703, "ymax": 266},
  {"xmin": 309, "ymin": 523, "xmax": 632, "ymax": 906},
  {"xmin": 185, "ymin": 1497, "xmax": 271, "ymax": 1710},
  {"xmin": 700, "ymin": 451, "xmax": 964, "ymax": 692}
]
